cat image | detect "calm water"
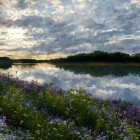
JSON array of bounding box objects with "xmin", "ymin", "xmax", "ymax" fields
[{"xmin": 0, "ymin": 63, "xmax": 140, "ymax": 107}]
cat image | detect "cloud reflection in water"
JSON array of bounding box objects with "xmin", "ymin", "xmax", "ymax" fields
[{"xmin": 0, "ymin": 63, "xmax": 140, "ymax": 107}]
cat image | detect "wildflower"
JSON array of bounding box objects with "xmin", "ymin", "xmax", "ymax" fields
[
  {"xmin": 54, "ymin": 121, "xmax": 57, "ymax": 125},
  {"xmin": 72, "ymin": 91, "xmax": 78, "ymax": 94},
  {"xmin": 25, "ymin": 103, "xmax": 30, "ymax": 107},
  {"xmin": 53, "ymin": 128, "xmax": 56, "ymax": 131},
  {"xmin": 69, "ymin": 99, "xmax": 72, "ymax": 102},
  {"xmin": 70, "ymin": 107, "xmax": 73, "ymax": 109},
  {"xmin": 42, "ymin": 103, "xmax": 47, "ymax": 107},
  {"xmin": 35, "ymin": 130, "xmax": 40, "ymax": 135},
  {"xmin": 104, "ymin": 116, "xmax": 109, "ymax": 119},
  {"xmin": 99, "ymin": 118, "xmax": 105, "ymax": 122},
  {"xmin": 51, "ymin": 89, "xmax": 55, "ymax": 95},
  {"xmin": 118, "ymin": 113, "xmax": 122, "ymax": 118},
  {"xmin": 20, "ymin": 120, "xmax": 23, "ymax": 125},
  {"xmin": 63, "ymin": 121, "xmax": 67, "ymax": 125}
]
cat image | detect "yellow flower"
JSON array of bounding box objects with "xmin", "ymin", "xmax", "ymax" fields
[
  {"xmin": 53, "ymin": 128, "xmax": 56, "ymax": 131},
  {"xmin": 20, "ymin": 120, "xmax": 23, "ymax": 125},
  {"xmin": 99, "ymin": 118, "xmax": 105, "ymax": 122}
]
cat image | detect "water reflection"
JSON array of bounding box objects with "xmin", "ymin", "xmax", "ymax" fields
[
  {"xmin": 0, "ymin": 63, "xmax": 140, "ymax": 107},
  {"xmin": 0, "ymin": 63, "xmax": 12, "ymax": 70},
  {"xmin": 55, "ymin": 63, "xmax": 140, "ymax": 77}
]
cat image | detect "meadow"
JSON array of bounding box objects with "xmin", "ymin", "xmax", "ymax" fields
[{"xmin": 0, "ymin": 73, "xmax": 140, "ymax": 139}]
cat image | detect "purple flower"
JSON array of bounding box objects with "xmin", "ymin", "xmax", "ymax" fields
[
  {"xmin": 43, "ymin": 103, "xmax": 47, "ymax": 107},
  {"xmin": 104, "ymin": 116, "xmax": 109, "ymax": 119},
  {"xmin": 51, "ymin": 89, "xmax": 55, "ymax": 95},
  {"xmin": 42, "ymin": 110, "xmax": 48, "ymax": 116},
  {"xmin": 25, "ymin": 103, "xmax": 30, "ymax": 107}
]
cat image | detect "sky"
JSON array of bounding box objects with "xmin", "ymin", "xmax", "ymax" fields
[{"xmin": 0, "ymin": 0, "xmax": 140, "ymax": 59}]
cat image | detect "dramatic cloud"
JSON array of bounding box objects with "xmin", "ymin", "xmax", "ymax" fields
[{"xmin": 0, "ymin": 0, "xmax": 140, "ymax": 59}]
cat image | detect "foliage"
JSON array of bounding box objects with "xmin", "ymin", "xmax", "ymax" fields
[
  {"xmin": 0, "ymin": 74, "xmax": 140, "ymax": 139},
  {"xmin": 50, "ymin": 51, "xmax": 140, "ymax": 63}
]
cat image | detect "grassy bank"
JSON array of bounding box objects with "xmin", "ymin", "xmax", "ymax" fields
[{"xmin": 0, "ymin": 73, "xmax": 140, "ymax": 139}]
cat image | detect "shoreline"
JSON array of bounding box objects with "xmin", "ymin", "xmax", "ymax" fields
[
  {"xmin": 0, "ymin": 73, "xmax": 140, "ymax": 139},
  {"xmin": 49, "ymin": 62, "xmax": 140, "ymax": 66}
]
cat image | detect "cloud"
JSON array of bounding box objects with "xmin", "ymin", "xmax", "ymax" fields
[
  {"xmin": 114, "ymin": 9, "xmax": 140, "ymax": 34},
  {"xmin": 15, "ymin": 0, "xmax": 28, "ymax": 10},
  {"xmin": 15, "ymin": 15, "xmax": 54, "ymax": 28},
  {"xmin": 82, "ymin": 18, "xmax": 105, "ymax": 30},
  {"xmin": 0, "ymin": 42, "xmax": 5, "ymax": 45},
  {"xmin": 130, "ymin": 0, "xmax": 140, "ymax": 5},
  {"xmin": 0, "ymin": 1, "xmax": 3, "ymax": 5},
  {"xmin": 0, "ymin": 19, "xmax": 13, "ymax": 27},
  {"xmin": 0, "ymin": 0, "xmax": 140, "ymax": 57}
]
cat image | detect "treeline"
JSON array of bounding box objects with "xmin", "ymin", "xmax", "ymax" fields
[
  {"xmin": 14, "ymin": 59, "xmax": 49, "ymax": 63},
  {"xmin": 0, "ymin": 57, "xmax": 12, "ymax": 61},
  {"xmin": 15, "ymin": 59, "xmax": 38, "ymax": 63},
  {"xmin": 50, "ymin": 51, "xmax": 140, "ymax": 63},
  {"xmin": 0, "ymin": 57, "xmax": 13, "ymax": 64},
  {"xmin": 0, "ymin": 57, "xmax": 50, "ymax": 63},
  {"xmin": 0, "ymin": 57, "xmax": 38, "ymax": 63}
]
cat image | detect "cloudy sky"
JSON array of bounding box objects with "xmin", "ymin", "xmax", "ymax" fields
[{"xmin": 0, "ymin": 0, "xmax": 140, "ymax": 59}]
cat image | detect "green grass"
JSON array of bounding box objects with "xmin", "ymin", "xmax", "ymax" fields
[{"xmin": 0, "ymin": 74, "xmax": 140, "ymax": 139}]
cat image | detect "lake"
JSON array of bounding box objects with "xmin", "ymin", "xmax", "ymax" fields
[{"xmin": 0, "ymin": 62, "xmax": 140, "ymax": 107}]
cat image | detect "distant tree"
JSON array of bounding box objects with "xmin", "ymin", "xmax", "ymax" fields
[
  {"xmin": 0, "ymin": 57, "xmax": 12, "ymax": 63},
  {"xmin": 49, "ymin": 51, "xmax": 140, "ymax": 63},
  {"xmin": 19, "ymin": 59, "xmax": 37, "ymax": 63}
]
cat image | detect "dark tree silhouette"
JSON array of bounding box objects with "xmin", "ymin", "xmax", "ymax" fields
[{"xmin": 50, "ymin": 51, "xmax": 140, "ymax": 63}]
